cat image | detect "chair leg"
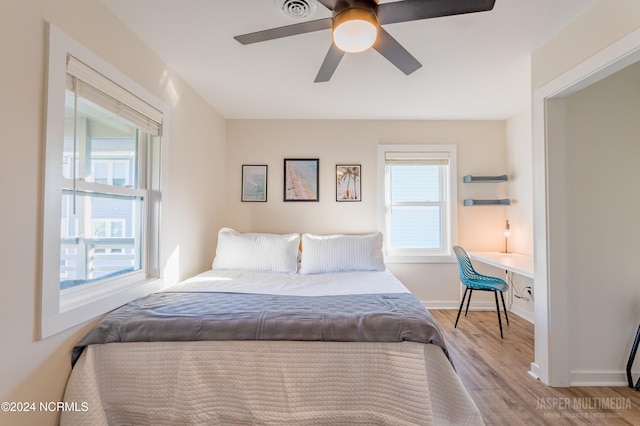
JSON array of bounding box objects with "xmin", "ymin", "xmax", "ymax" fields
[
  {"xmin": 455, "ymin": 287, "xmax": 469, "ymax": 328},
  {"xmin": 500, "ymin": 291, "xmax": 509, "ymax": 325},
  {"xmin": 494, "ymin": 290, "xmax": 504, "ymax": 339},
  {"xmin": 626, "ymin": 323, "xmax": 640, "ymax": 388},
  {"xmin": 464, "ymin": 289, "xmax": 474, "ymax": 317}
]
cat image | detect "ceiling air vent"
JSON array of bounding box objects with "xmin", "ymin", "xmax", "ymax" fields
[{"xmin": 277, "ymin": 0, "xmax": 317, "ymax": 19}]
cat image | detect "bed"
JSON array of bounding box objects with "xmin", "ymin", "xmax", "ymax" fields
[{"xmin": 61, "ymin": 229, "xmax": 484, "ymax": 425}]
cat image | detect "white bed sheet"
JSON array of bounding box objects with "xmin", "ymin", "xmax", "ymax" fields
[{"xmin": 172, "ymin": 268, "xmax": 411, "ymax": 296}]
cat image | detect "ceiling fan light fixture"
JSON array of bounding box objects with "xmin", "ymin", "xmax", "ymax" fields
[{"xmin": 332, "ymin": 8, "xmax": 377, "ymax": 53}]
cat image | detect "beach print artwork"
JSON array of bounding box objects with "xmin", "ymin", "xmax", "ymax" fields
[
  {"xmin": 336, "ymin": 165, "xmax": 361, "ymax": 202},
  {"xmin": 242, "ymin": 165, "xmax": 267, "ymax": 202},
  {"xmin": 284, "ymin": 159, "xmax": 319, "ymax": 201}
]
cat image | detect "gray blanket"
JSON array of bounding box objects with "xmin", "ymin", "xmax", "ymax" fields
[{"xmin": 72, "ymin": 291, "xmax": 447, "ymax": 365}]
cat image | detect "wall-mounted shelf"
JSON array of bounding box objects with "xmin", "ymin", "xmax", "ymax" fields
[
  {"xmin": 464, "ymin": 199, "xmax": 511, "ymax": 206},
  {"xmin": 463, "ymin": 175, "xmax": 508, "ymax": 183},
  {"xmin": 463, "ymin": 174, "xmax": 510, "ymax": 205}
]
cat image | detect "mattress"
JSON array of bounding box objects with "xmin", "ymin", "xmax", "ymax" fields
[{"xmin": 61, "ymin": 269, "xmax": 484, "ymax": 425}]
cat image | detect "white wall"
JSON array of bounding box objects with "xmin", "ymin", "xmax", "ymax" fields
[
  {"xmin": 506, "ymin": 110, "xmax": 534, "ymax": 257},
  {"xmin": 532, "ymin": 0, "xmax": 640, "ymax": 90},
  {"xmin": 226, "ymin": 119, "xmax": 509, "ymax": 305},
  {"xmin": 564, "ymin": 62, "xmax": 640, "ymax": 384},
  {"xmin": 505, "ymin": 110, "xmax": 534, "ymax": 321},
  {"xmin": 531, "ymin": 0, "xmax": 640, "ymax": 385},
  {"xmin": 0, "ymin": 1, "xmax": 226, "ymax": 424}
]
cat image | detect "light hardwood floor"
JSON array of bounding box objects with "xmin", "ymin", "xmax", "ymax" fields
[{"xmin": 430, "ymin": 309, "xmax": 640, "ymax": 425}]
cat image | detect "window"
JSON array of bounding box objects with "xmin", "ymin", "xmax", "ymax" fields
[
  {"xmin": 41, "ymin": 24, "xmax": 167, "ymax": 338},
  {"xmin": 377, "ymin": 145, "xmax": 458, "ymax": 263}
]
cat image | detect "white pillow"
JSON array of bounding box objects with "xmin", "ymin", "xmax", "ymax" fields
[
  {"xmin": 212, "ymin": 228, "xmax": 300, "ymax": 274},
  {"xmin": 299, "ymin": 233, "xmax": 385, "ymax": 274}
]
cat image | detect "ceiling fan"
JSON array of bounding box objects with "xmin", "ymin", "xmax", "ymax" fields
[{"xmin": 234, "ymin": 0, "xmax": 496, "ymax": 82}]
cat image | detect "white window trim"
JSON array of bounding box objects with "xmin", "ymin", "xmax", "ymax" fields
[
  {"xmin": 40, "ymin": 24, "xmax": 169, "ymax": 339},
  {"xmin": 377, "ymin": 144, "xmax": 458, "ymax": 264}
]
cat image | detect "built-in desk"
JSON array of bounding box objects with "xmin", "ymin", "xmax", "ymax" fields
[
  {"xmin": 467, "ymin": 251, "xmax": 534, "ymax": 279},
  {"xmin": 466, "ymin": 251, "xmax": 535, "ymax": 323}
]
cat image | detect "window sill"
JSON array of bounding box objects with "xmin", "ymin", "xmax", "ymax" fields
[
  {"xmin": 41, "ymin": 276, "xmax": 165, "ymax": 339},
  {"xmin": 384, "ymin": 254, "xmax": 456, "ymax": 264}
]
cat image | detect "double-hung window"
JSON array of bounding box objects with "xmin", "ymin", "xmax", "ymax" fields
[
  {"xmin": 41, "ymin": 25, "xmax": 167, "ymax": 337},
  {"xmin": 378, "ymin": 145, "xmax": 457, "ymax": 263}
]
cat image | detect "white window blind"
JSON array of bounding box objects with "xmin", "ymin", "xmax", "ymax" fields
[
  {"xmin": 384, "ymin": 151, "xmax": 450, "ymax": 164},
  {"xmin": 66, "ymin": 55, "xmax": 163, "ymax": 136}
]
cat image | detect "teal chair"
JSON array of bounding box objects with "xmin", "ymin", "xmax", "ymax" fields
[{"xmin": 452, "ymin": 246, "xmax": 509, "ymax": 338}]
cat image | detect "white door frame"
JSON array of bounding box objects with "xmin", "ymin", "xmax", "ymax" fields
[{"xmin": 531, "ymin": 27, "xmax": 640, "ymax": 386}]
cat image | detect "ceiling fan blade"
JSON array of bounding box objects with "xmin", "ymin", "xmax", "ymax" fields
[
  {"xmin": 377, "ymin": 0, "xmax": 496, "ymax": 25},
  {"xmin": 314, "ymin": 43, "xmax": 345, "ymax": 82},
  {"xmin": 235, "ymin": 18, "xmax": 332, "ymax": 45},
  {"xmin": 373, "ymin": 27, "xmax": 422, "ymax": 75}
]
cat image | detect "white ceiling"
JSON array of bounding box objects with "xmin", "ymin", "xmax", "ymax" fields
[{"xmin": 101, "ymin": 0, "xmax": 596, "ymax": 120}]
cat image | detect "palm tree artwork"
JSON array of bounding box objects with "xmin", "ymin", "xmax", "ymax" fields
[{"xmin": 336, "ymin": 165, "xmax": 361, "ymax": 201}]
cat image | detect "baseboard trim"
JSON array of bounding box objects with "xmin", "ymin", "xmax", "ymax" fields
[
  {"xmin": 420, "ymin": 301, "xmax": 498, "ymax": 310},
  {"xmin": 420, "ymin": 301, "xmax": 459, "ymax": 309},
  {"xmin": 529, "ymin": 362, "xmax": 541, "ymax": 381},
  {"xmin": 420, "ymin": 301, "xmax": 536, "ymax": 330},
  {"xmin": 510, "ymin": 305, "xmax": 534, "ymax": 323},
  {"xmin": 570, "ymin": 370, "xmax": 638, "ymax": 387}
]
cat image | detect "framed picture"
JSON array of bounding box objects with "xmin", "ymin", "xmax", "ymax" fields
[
  {"xmin": 336, "ymin": 164, "xmax": 361, "ymax": 202},
  {"xmin": 241, "ymin": 165, "xmax": 268, "ymax": 202},
  {"xmin": 284, "ymin": 159, "xmax": 319, "ymax": 202}
]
